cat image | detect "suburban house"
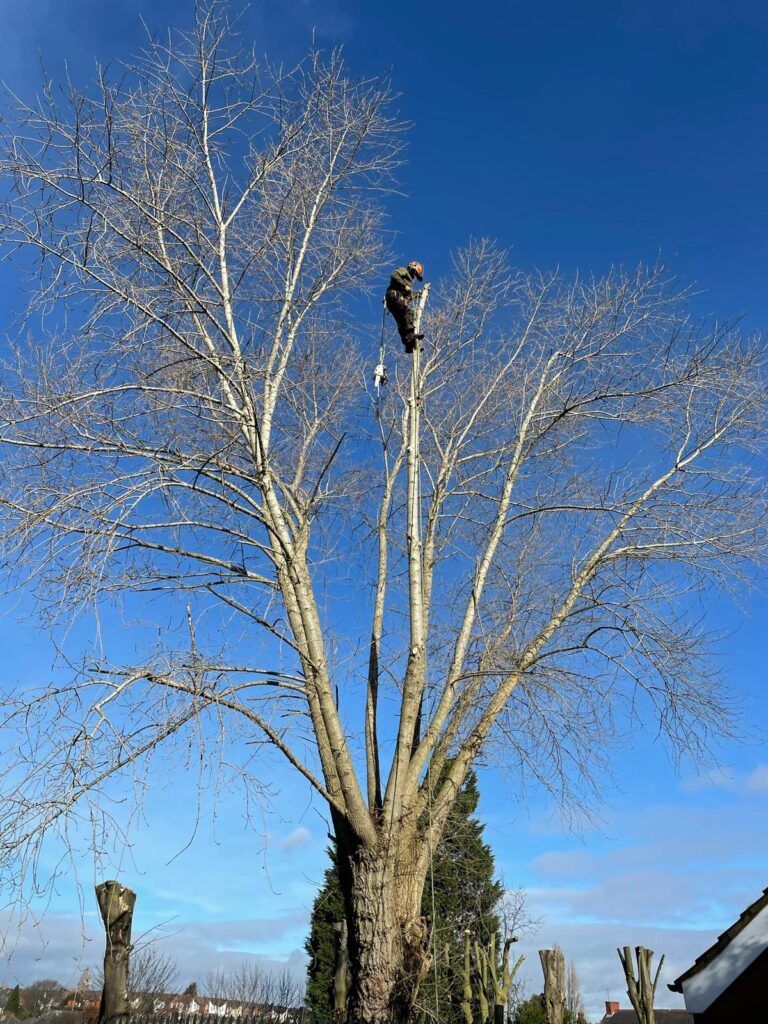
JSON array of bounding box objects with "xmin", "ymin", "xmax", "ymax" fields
[
  {"xmin": 599, "ymin": 1001, "xmax": 692, "ymax": 1023},
  {"xmin": 668, "ymin": 884, "xmax": 768, "ymax": 1022}
]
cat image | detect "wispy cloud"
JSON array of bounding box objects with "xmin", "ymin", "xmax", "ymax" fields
[
  {"xmin": 681, "ymin": 760, "xmax": 768, "ymax": 794},
  {"xmin": 744, "ymin": 762, "xmax": 768, "ymax": 792},
  {"xmin": 278, "ymin": 828, "xmax": 312, "ymax": 851},
  {"xmin": 505, "ymin": 789, "xmax": 768, "ymax": 1019},
  {"xmin": 0, "ymin": 910, "xmax": 310, "ymax": 992}
]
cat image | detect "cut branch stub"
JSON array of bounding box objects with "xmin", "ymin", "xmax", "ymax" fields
[
  {"xmin": 462, "ymin": 929, "xmax": 524, "ymax": 1024},
  {"xmin": 617, "ymin": 946, "xmax": 664, "ymax": 1024},
  {"xmin": 95, "ymin": 880, "xmax": 136, "ymax": 1024}
]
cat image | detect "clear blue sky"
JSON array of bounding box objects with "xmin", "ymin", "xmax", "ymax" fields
[{"xmin": 1, "ymin": 2, "xmax": 767, "ymax": 1020}]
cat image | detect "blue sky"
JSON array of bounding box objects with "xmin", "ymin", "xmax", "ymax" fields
[{"xmin": 1, "ymin": 1, "xmax": 767, "ymax": 1020}]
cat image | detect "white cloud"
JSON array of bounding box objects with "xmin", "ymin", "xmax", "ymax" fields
[
  {"xmin": 513, "ymin": 919, "xmax": 707, "ymax": 1019},
  {"xmin": 681, "ymin": 760, "xmax": 768, "ymax": 795},
  {"xmin": 680, "ymin": 766, "xmax": 738, "ymax": 792},
  {"xmin": 504, "ymin": 792, "xmax": 768, "ymax": 1020},
  {"xmin": 0, "ymin": 910, "xmax": 310, "ymax": 992},
  {"xmin": 278, "ymin": 827, "xmax": 312, "ymax": 851},
  {"xmin": 744, "ymin": 762, "xmax": 768, "ymax": 792}
]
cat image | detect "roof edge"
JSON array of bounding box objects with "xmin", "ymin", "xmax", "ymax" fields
[{"xmin": 670, "ymin": 886, "xmax": 768, "ymax": 990}]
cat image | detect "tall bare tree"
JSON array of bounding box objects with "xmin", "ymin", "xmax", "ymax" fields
[
  {"xmin": 0, "ymin": 4, "xmax": 765, "ymax": 1023},
  {"xmin": 128, "ymin": 948, "xmax": 180, "ymax": 1012},
  {"xmin": 20, "ymin": 979, "xmax": 66, "ymax": 1017},
  {"xmin": 563, "ymin": 958, "xmax": 585, "ymax": 1023},
  {"xmin": 204, "ymin": 963, "xmax": 305, "ymax": 1012},
  {"xmin": 94, "ymin": 946, "xmax": 180, "ymax": 1013}
]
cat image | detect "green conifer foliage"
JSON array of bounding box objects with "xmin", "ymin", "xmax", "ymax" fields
[
  {"xmin": 4, "ymin": 985, "xmax": 26, "ymax": 1019},
  {"xmin": 512, "ymin": 993, "xmax": 585, "ymax": 1024},
  {"xmin": 511, "ymin": 993, "xmax": 546, "ymax": 1024},
  {"xmin": 305, "ymin": 846, "xmax": 347, "ymax": 1024}
]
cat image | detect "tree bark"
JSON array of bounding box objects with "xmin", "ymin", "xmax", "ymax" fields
[
  {"xmin": 333, "ymin": 919, "xmax": 352, "ymax": 1022},
  {"xmin": 96, "ymin": 880, "xmax": 136, "ymax": 1024},
  {"xmin": 337, "ymin": 832, "xmax": 429, "ymax": 1024},
  {"xmin": 617, "ymin": 946, "xmax": 664, "ymax": 1024},
  {"xmin": 539, "ymin": 948, "xmax": 565, "ymax": 1024}
]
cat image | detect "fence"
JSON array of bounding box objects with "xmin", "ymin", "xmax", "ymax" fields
[{"xmin": 126, "ymin": 1012, "xmax": 307, "ymax": 1024}]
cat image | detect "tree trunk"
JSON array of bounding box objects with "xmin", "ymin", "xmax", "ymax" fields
[
  {"xmin": 95, "ymin": 880, "xmax": 136, "ymax": 1024},
  {"xmin": 539, "ymin": 948, "xmax": 565, "ymax": 1024},
  {"xmin": 337, "ymin": 835, "xmax": 429, "ymax": 1024}
]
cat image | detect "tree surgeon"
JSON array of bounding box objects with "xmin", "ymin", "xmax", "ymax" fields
[{"xmin": 385, "ymin": 260, "xmax": 425, "ymax": 352}]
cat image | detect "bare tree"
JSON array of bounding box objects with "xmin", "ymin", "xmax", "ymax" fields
[
  {"xmin": 563, "ymin": 958, "xmax": 585, "ymax": 1023},
  {"xmin": 92, "ymin": 936, "xmax": 179, "ymax": 1012},
  {"xmin": 0, "ymin": 4, "xmax": 765, "ymax": 1024},
  {"xmin": 204, "ymin": 963, "xmax": 305, "ymax": 1012},
  {"xmin": 21, "ymin": 980, "xmax": 66, "ymax": 1017},
  {"xmin": 500, "ymin": 889, "xmax": 542, "ymax": 947},
  {"xmin": 128, "ymin": 947, "xmax": 180, "ymax": 1011},
  {"xmin": 500, "ymin": 888, "xmax": 542, "ymax": 1019}
]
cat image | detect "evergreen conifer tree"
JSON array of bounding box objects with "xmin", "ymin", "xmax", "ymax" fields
[
  {"xmin": 305, "ymin": 845, "xmax": 347, "ymax": 1023},
  {"xmin": 4, "ymin": 985, "xmax": 26, "ymax": 1019},
  {"xmin": 306, "ymin": 771, "xmax": 502, "ymax": 1024},
  {"xmin": 511, "ymin": 992, "xmax": 585, "ymax": 1024}
]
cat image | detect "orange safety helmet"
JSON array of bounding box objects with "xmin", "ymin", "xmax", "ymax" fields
[{"xmin": 408, "ymin": 260, "xmax": 424, "ymax": 281}]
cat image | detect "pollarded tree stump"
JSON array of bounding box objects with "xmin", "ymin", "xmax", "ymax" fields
[
  {"xmin": 539, "ymin": 948, "xmax": 565, "ymax": 1024},
  {"xmin": 617, "ymin": 945, "xmax": 664, "ymax": 1024},
  {"xmin": 96, "ymin": 880, "xmax": 136, "ymax": 1024}
]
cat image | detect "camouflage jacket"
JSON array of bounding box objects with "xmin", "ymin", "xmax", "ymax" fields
[{"xmin": 387, "ymin": 266, "xmax": 414, "ymax": 298}]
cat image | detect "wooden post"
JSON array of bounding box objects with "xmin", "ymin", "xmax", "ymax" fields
[
  {"xmin": 538, "ymin": 948, "xmax": 565, "ymax": 1024},
  {"xmin": 96, "ymin": 880, "xmax": 136, "ymax": 1024},
  {"xmin": 617, "ymin": 946, "xmax": 665, "ymax": 1024}
]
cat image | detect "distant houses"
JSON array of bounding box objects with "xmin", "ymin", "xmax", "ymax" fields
[
  {"xmin": 599, "ymin": 1000, "xmax": 692, "ymax": 1022},
  {"xmin": 61, "ymin": 989, "xmax": 304, "ymax": 1024},
  {"xmin": 138, "ymin": 996, "xmax": 303, "ymax": 1022}
]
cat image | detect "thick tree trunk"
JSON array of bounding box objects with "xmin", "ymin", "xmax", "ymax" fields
[
  {"xmin": 95, "ymin": 880, "xmax": 136, "ymax": 1024},
  {"xmin": 337, "ymin": 833, "xmax": 430, "ymax": 1024},
  {"xmin": 539, "ymin": 948, "xmax": 565, "ymax": 1024}
]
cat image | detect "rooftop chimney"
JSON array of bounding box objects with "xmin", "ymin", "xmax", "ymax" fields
[{"xmin": 604, "ymin": 1002, "xmax": 620, "ymax": 1017}]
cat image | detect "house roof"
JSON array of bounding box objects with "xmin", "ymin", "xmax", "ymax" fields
[
  {"xmin": 601, "ymin": 1012, "xmax": 693, "ymax": 1024},
  {"xmin": 668, "ymin": 885, "xmax": 768, "ymax": 992}
]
